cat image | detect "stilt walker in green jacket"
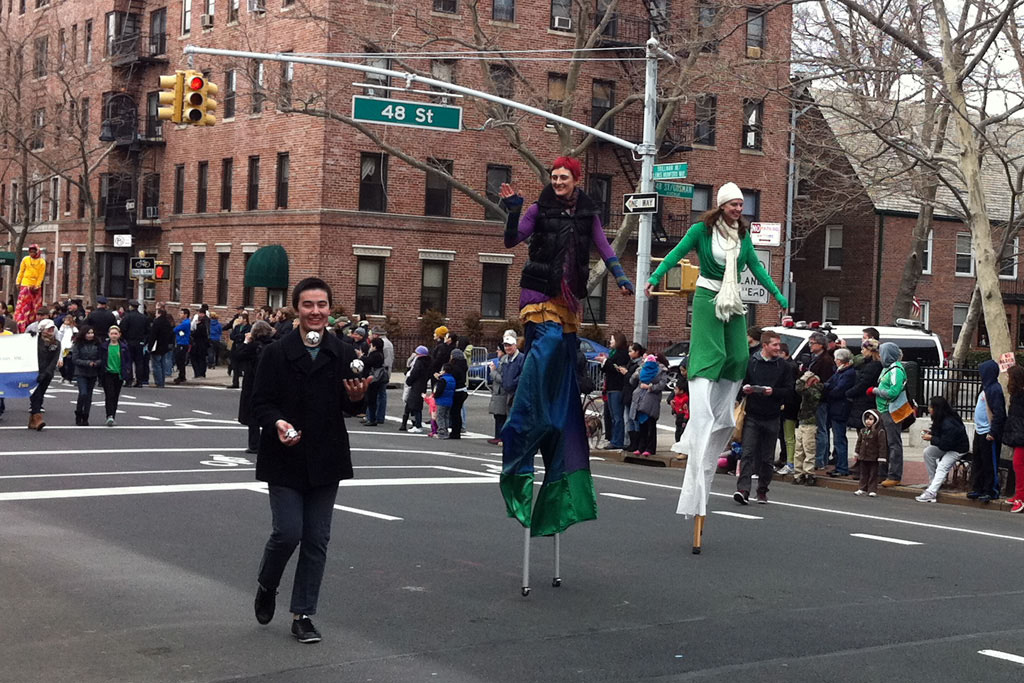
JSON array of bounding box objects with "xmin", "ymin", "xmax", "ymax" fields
[{"xmin": 646, "ymin": 183, "xmax": 788, "ymax": 553}]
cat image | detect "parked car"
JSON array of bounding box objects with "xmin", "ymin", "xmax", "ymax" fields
[
  {"xmin": 578, "ymin": 337, "xmax": 611, "ymax": 361},
  {"xmin": 764, "ymin": 319, "xmax": 945, "ymax": 368},
  {"xmin": 662, "ymin": 340, "xmax": 690, "ymax": 370}
]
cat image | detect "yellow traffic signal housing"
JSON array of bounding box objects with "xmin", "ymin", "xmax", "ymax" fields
[
  {"xmin": 157, "ymin": 71, "xmax": 184, "ymax": 124},
  {"xmin": 181, "ymin": 71, "xmax": 218, "ymax": 126},
  {"xmin": 650, "ymin": 258, "xmax": 699, "ymax": 296},
  {"xmin": 202, "ymin": 79, "xmax": 218, "ymax": 126}
]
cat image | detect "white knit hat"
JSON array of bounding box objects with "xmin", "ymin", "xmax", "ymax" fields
[{"xmin": 716, "ymin": 182, "xmax": 743, "ymax": 207}]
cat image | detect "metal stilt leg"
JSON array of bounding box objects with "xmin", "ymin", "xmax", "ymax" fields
[
  {"xmin": 552, "ymin": 533, "xmax": 562, "ymax": 587},
  {"xmin": 521, "ymin": 526, "xmax": 531, "ymax": 596},
  {"xmin": 692, "ymin": 515, "xmax": 705, "ymax": 554}
]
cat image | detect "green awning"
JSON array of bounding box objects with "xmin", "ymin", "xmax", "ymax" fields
[
  {"xmin": 0, "ymin": 251, "xmax": 16, "ymax": 267},
  {"xmin": 244, "ymin": 245, "xmax": 289, "ymax": 289}
]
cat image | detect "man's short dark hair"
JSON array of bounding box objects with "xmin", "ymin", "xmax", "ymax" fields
[
  {"xmin": 747, "ymin": 326, "xmax": 763, "ymax": 340},
  {"xmin": 760, "ymin": 330, "xmax": 781, "ymax": 344},
  {"xmin": 863, "ymin": 327, "xmax": 880, "ymax": 340},
  {"xmin": 292, "ymin": 277, "xmax": 333, "ymax": 309},
  {"xmin": 181, "ymin": 308, "xmax": 191, "ymax": 317}
]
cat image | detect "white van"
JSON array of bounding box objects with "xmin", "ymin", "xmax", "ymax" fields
[{"xmin": 763, "ymin": 320, "xmax": 945, "ymax": 367}]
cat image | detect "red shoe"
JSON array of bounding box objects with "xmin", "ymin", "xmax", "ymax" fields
[
  {"xmin": 1012, "ymin": 500, "xmax": 1024, "ymax": 513},
  {"xmin": 642, "ymin": 451, "xmax": 653, "ymax": 457},
  {"xmin": 1007, "ymin": 497, "xmax": 1020, "ymax": 506},
  {"xmin": 633, "ymin": 450, "xmax": 641, "ymax": 455}
]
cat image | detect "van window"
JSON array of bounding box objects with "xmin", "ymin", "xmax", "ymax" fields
[
  {"xmin": 894, "ymin": 338, "xmax": 941, "ymax": 366},
  {"xmin": 779, "ymin": 333, "xmax": 805, "ymax": 356}
]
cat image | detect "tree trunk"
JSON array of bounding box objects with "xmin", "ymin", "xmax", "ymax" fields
[
  {"xmin": 889, "ymin": 202, "xmax": 934, "ymax": 321},
  {"xmin": 951, "ymin": 285, "xmax": 981, "ymax": 367}
]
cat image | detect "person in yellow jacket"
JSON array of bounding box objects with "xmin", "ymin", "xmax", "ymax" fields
[{"xmin": 14, "ymin": 244, "xmax": 46, "ymax": 333}]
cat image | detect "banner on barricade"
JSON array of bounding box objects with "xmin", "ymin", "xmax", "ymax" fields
[{"xmin": 0, "ymin": 334, "xmax": 38, "ymax": 398}]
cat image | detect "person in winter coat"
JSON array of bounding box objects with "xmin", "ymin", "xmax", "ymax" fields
[
  {"xmin": 846, "ymin": 339, "xmax": 883, "ymax": 476},
  {"xmin": 208, "ymin": 312, "xmax": 224, "ymax": 368},
  {"xmin": 598, "ymin": 333, "xmax": 631, "ymax": 450},
  {"xmin": 28, "ymin": 319, "xmax": 60, "ymax": 430},
  {"xmin": 669, "ymin": 373, "xmax": 690, "ymax": 442},
  {"xmin": 776, "ymin": 344, "xmax": 800, "ymax": 475},
  {"xmin": 430, "ymin": 326, "xmax": 454, "ymax": 376},
  {"xmin": 119, "ymin": 300, "xmax": 149, "ymax": 387},
  {"xmin": 402, "ymin": 346, "xmax": 432, "ymax": 433},
  {"xmin": 361, "ymin": 337, "xmax": 386, "ymax": 426},
  {"xmin": 1002, "ymin": 365, "xmax": 1024, "ymax": 513},
  {"xmin": 190, "ymin": 309, "xmax": 211, "ymax": 379},
  {"xmin": 71, "ymin": 325, "xmax": 102, "ymax": 425},
  {"xmin": 823, "ymin": 348, "xmax": 857, "ymax": 476},
  {"xmin": 622, "ymin": 342, "xmax": 646, "ymax": 452},
  {"xmin": 237, "ymin": 320, "xmax": 276, "ymax": 453},
  {"xmin": 228, "ymin": 312, "xmax": 252, "ymax": 388},
  {"xmin": 147, "ymin": 305, "xmax": 176, "ymax": 388},
  {"xmin": 99, "ymin": 326, "xmax": 132, "ymax": 426},
  {"xmin": 487, "ymin": 347, "xmax": 510, "ymax": 445},
  {"xmin": 793, "ymin": 371, "xmax": 823, "ymax": 485},
  {"xmin": 854, "ymin": 409, "xmax": 887, "ymax": 496},
  {"xmin": 57, "ymin": 313, "xmax": 78, "ymax": 382},
  {"xmin": 915, "ymin": 396, "xmax": 970, "ymax": 503},
  {"xmin": 84, "ymin": 296, "xmax": 117, "ymax": 342},
  {"xmin": 172, "ymin": 308, "xmax": 192, "ymax": 384},
  {"xmin": 967, "ymin": 359, "xmax": 1007, "ymax": 502},
  {"xmin": 432, "ymin": 363, "xmax": 456, "ymax": 438},
  {"xmin": 447, "ymin": 348, "xmax": 470, "ymax": 438},
  {"xmin": 867, "ymin": 342, "xmax": 908, "ymax": 487},
  {"xmin": 628, "ymin": 354, "xmax": 670, "ymax": 456}
]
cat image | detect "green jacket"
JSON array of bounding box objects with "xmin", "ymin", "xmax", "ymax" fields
[
  {"xmin": 648, "ymin": 222, "xmax": 784, "ymax": 304},
  {"xmin": 874, "ymin": 362, "xmax": 907, "ymax": 412},
  {"xmin": 795, "ymin": 376, "xmax": 823, "ymax": 425}
]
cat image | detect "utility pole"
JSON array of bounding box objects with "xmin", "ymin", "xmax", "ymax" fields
[{"xmin": 632, "ymin": 37, "xmax": 660, "ymax": 348}]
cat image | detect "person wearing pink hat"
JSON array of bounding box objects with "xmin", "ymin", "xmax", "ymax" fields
[
  {"xmin": 401, "ymin": 345, "xmax": 432, "ymax": 433},
  {"xmin": 645, "ymin": 182, "xmax": 788, "ymax": 551},
  {"xmin": 14, "ymin": 244, "xmax": 46, "ymax": 333}
]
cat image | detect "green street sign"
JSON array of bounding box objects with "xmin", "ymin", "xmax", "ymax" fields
[
  {"xmin": 652, "ymin": 162, "xmax": 688, "ymax": 180},
  {"xmin": 654, "ymin": 181, "xmax": 694, "ymax": 199},
  {"xmin": 352, "ymin": 95, "xmax": 462, "ymax": 132}
]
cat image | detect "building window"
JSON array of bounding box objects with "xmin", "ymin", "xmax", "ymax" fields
[
  {"xmin": 64, "ymin": 177, "xmax": 72, "ymax": 214},
  {"xmin": 921, "ymin": 229, "xmax": 933, "ymax": 274},
  {"xmin": 420, "ymin": 260, "xmax": 449, "ymax": 315},
  {"xmin": 33, "ymin": 36, "xmax": 47, "ymax": 78},
  {"xmin": 229, "ymin": 0, "xmax": 239, "ymax": 22},
  {"xmin": 77, "ymin": 175, "xmax": 85, "ymax": 218},
  {"xmin": 49, "ymin": 176, "xmax": 59, "ymax": 220},
  {"xmin": 85, "ymin": 20, "xmax": 93, "ymax": 64},
  {"xmin": 742, "ymin": 99, "xmax": 763, "ymax": 150},
  {"xmin": 424, "ymin": 159, "xmax": 453, "ymax": 217},
  {"xmin": 485, "ymin": 164, "xmax": 511, "ymax": 220},
  {"xmin": 250, "ymin": 60, "xmax": 265, "ymax": 113},
  {"xmin": 824, "ymin": 225, "xmax": 842, "ymax": 269},
  {"xmin": 31, "ymin": 109, "xmax": 44, "ymax": 150},
  {"xmin": 223, "ymin": 69, "xmax": 236, "ymax": 118},
  {"xmin": 694, "ymin": 94, "xmax": 716, "ymax": 145},
  {"xmin": 493, "ymin": 0, "xmax": 514, "ymax": 22},
  {"xmin": 690, "ymin": 184, "xmax": 712, "ymax": 225},
  {"xmin": 221, "ymin": 158, "xmax": 233, "ymax": 210},
  {"xmin": 489, "ymin": 64, "xmax": 515, "ymax": 117},
  {"xmin": 193, "ymin": 251, "xmax": 206, "ymax": 303},
  {"xmin": 949, "ymin": 303, "xmax": 970, "ymax": 345},
  {"xmin": 171, "ymin": 252, "xmax": 182, "ymax": 301},
  {"xmin": 481, "ymin": 263, "xmax": 507, "ymax": 319},
  {"xmin": 591, "ymin": 79, "xmax": 614, "ymax": 132},
  {"xmin": 182, "ymin": 0, "xmax": 192, "ymax": 34},
  {"xmin": 278, "ymin": 58, "xmax": 293, "ymax": 109},
  {"xmin": 589, "ymin": 174, "xmax": 611, "ymax": 227},
  {"xmin": 150, "ymin": 8, "xmax": 167, "ymax": 55},
  {"xmin": 359, "ymin": 153, "xmax": 387, "ymax": 212},
  {"xmin": 11, "ymin": 181, "xmax": 18, "ymax": 222},
  {"xmin": 916, "ymin": 300, "xmax": 930, "ymax": 328},
  {"xmin": 741, "ymin": 188, "xmax": 760, "ymax": 222},
  {"xmin": 697, "ymin": 1, "xmax": 719, "ymax": 52},
  {"xmin": 822, "ymin": 296, "xmax": 840, "ymax": 323},
  {"xmin": 648, "ymin": 295, "xmax": 659, "ymax": 327},
  {"xmin": 356, "ymin": 257, "xmax": 385, "ymax": 315},
  {"xmin": 955, "ymin": 232, "xmax": 974, "ymax": 276},
  {"xmin": 196, "ymin": 161, "xmax": 208, "ymax": 213},
  {"xmin": 62, "ymin": 250, "xmax": 71, "ymax": 294},
  {"xmin": 547, "ymin": 72, "xmax": 567, "ymax": 117},
  {"xmin": 583, "ymin": 275, "xmax": 607, "ymax": 324},
  {"xmin": 365, "ymin": 51, "xmax": 389, "ymax": 98},
  {"xmin": 217, "ymin": 252, "xmax": 229, "ymax": 306},
  {"xmin": 143, "ymin": 173, "xmax": 159, "ymax": 219},
  {"xmin": 247, "ymin": 156, "xmax": 260, "ymax": 210},
  {"xmin": 275, "ymin": 153, "xmax": 289, "ymax": 209},
  {"xmin": 173, "ymin": 164, "xmax": 185, "ymax": 214},
  {"xmin": 433, "ymin": 0, "xmax": 456, "ymax": 13},
  {"xmin": 242, "ymin": 252, "xmax": 253, "ymax": 307},
  {"xmin": 746, "ymin": 9, "xmax": 765, "ymax": 50},
  {"xmin": 429, "ymin": 59, "xmax": 456, "ymax": 104},
  {"xmin": 77, "ymin": 252, "xmax": 85, "ymax": 294},
  {"xmin": 550, "ymin": 0, "xmax": 571, "ymax": 30},
  {"xmin": 999, "ymin": 238, "xmax": 1019, "ymax": 280},
  {"xmin": 146, "ymin": 91, "xmax": 162, "ymax": 138}
]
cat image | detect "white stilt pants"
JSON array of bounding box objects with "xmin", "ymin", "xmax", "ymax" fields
[{"xmin": 675, "ymin": 377, "xmax": 742, "ymax": 517}]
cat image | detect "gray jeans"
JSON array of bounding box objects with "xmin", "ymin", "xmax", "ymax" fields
[
  {"xmin": 738, "ymin": 414, "xmax": 780, "ymax": 495},
  {"xmin": 923, "ymin": 445, "xmax": 960, "ymax": 495},
  {"xmin": 880, "ymin": 411, "xmax": 904, "ymax": 480}
]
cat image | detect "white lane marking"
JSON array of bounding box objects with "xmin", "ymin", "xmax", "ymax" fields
[
  {"xmin": 600, "ymin": 492, "xmax": 646, "ymax": 501},
  {"xmin": 850, "ymin": 533, "xmax": 923, "ymax": 546},
  {"xmin": 248, "ymin": 485, "xmax": 404, "ymax": 521},
  {"xmin": 192, "ymin": 409, "xmax": 213, "ymax": 415},
  {"xmin": 1, "ymin": 446, "xmax": 456, "ymax": 457},
  {"xmin": 1, "ymin": 425, "xmax": 246, "ymax": 430},
  {"xmin": 711, "ymin": 510, "xmax": 763, "ymax": 520},
  {"xmin": 978, "ymin": 650, "xmax": 1024, "ymax": 665},
  {"xmin": 577, "ymin": 470, "xmax": 1024, "ymax": 544},
  {"xmin": 0, "ymin": 465, "xmax": 488, "ymax": 481},
  {"xmin": 139, "ymin": 415, "xmax": 161, "ymax": 421},
  {"xmin": 121, "ymin": 394, "xmax": 136, "ymax": 400}
]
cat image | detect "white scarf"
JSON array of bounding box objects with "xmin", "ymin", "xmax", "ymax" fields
[{"xmin": 712, "ymin": 217, "xmax": 747, "ymax": 322}]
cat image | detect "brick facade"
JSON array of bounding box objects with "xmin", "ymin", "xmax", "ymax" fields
[{"xmin": 2, "ymin": 0, "xmax": 792, "ymax": 350}]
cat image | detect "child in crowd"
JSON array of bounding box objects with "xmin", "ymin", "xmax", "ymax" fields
[
  {"xmin": 629, "ymin": 354, "xmax": 670, "ymax": 456},
  {"xmin": 432, "ymin": 363, "xmax": 456, "ymax": 439},
  {"xmin": 424, "ymin": 393, "xmax": 439, "ymax": 438},
  {"xmin": 792, "ymin": 370, "xmax": 822, "ymax": 485},
  {"xmin": 854, "ymin": 409, "xmax": 887, "ymax": 496},
  {"xmin": 717, "ymin": 442, "xmax": 743, "ymax": 474},
  {"xmin": 669, "ymin": 376, "xmax": 690, "ymax": 441}
]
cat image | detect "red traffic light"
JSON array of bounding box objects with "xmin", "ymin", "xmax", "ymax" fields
[
  {"xmin": 154, "ymin": 264, "xmax": 170, "ymax": 281},
  {"xmin": 189, "ymin": 76, "xmax": 204, "ymax": 90}
]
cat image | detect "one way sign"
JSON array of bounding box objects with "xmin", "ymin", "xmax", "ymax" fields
[{"xmin": 623, "ymin": 192, "xmax": 659, "ymax": 214}]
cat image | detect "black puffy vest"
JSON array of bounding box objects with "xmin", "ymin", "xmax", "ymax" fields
[{"xmin": 519, "ymin": 185, "xmax": 597, "ymax": 299}]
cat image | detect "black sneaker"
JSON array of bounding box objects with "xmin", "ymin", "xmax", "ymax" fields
[
  {"xmin": 254, "ymin": 584, "xmax": 276, "ymax": 625},
  {"xmin": 291, "ymin": 616, "xmax": 322, "ymax": 643},
  {"xmin": 733, "ymin": 491, "xmax": 749, "ymax": 505},
  {"xmin": 756, "ymin": 492, "xmax": 768, "ymax": 504}
]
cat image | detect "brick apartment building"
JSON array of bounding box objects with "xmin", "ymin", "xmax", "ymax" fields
[
  {"xmin": 792, "ymin": 91, "xmax": 1024, "ymax": 354},
  {"xmin": 0, "ymin": 0, "xmax": 793, "ymax": 350}
]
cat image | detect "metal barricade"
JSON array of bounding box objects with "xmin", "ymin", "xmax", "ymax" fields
[{"xmin": 468, "ymin": 346, "xmax": 491, "ymax": 395}]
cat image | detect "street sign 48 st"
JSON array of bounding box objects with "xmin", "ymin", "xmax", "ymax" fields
[{"xmin": 352, "ymin": 95, "xmax": 462, "ymax": 132}]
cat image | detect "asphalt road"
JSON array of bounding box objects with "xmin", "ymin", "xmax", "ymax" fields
[{"xmin": 2, "ymin": 381, "xmax": 1024, "ymax": 682}]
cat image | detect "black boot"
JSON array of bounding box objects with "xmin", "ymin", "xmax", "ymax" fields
[
  {"xmin": 625, "ymin": 430, "xmax": 640, "ymax": 452},
  {"xmin": 399, "ymin": 411, "xmax": 409, "ymax": 431}
]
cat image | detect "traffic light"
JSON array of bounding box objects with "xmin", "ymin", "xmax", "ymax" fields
[
  {"xmin": 182, "ymin": 70, "xmax": 218, "ymax": 126},
  {"xmin": 157, "ymin": 71, "xmax": 184, "ymax": 124},
  {"xmin": 154, "ymin": 262, "xmax": 171, "ymax": 281}
]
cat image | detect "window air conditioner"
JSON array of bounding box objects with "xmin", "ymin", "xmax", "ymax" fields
[
  {"xmin": 248, "ymin": 0, "xmax": 267, "ymax": 14},
  {"xmin": 746, "ymin": 46, "xmax": 762, "ymax": 59},
  {"xmin": 200, "ymin": 14, "xmax": 214, "ymax": 29},
  {"xmin": 553, "ymin": 15, "xmax": 572, "ymax": 31},
  {"xmin": 145, "ymin": 206, "xmax": 159, "ymax": 219}
]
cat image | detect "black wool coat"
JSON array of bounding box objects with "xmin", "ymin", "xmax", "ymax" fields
[{"xmin": 251, "ymin": 329, "xmax": 365, "ymax": 490}]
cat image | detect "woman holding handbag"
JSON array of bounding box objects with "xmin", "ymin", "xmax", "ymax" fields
[{"xmin": 363, "ymin": 337, "xmax": 387, "ymax": 426}]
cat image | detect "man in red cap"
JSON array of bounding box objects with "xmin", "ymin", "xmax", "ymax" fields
[{"xmin": 14, "ymin": 244, "xmax": 46, "ymax": 333}]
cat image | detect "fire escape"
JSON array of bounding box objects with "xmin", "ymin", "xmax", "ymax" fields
[
  {"xmin": 101, "ymin": 0, "xmax": 168, "ymax": 234},
  {"xmin": 586, "ymin": 0, "xmax": 691, "ymax": 242}
]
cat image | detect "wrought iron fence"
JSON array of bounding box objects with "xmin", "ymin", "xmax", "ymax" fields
[{"xmin": 919, "ymin": 366, "xmax": 983, "ymax": 421}]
